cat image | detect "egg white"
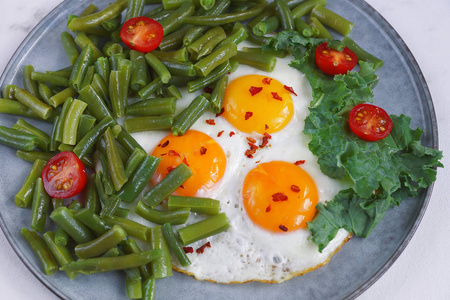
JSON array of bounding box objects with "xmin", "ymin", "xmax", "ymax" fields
[{"xmin": 131, "ymin": 41, "xmax": 352, "ymax": 283}]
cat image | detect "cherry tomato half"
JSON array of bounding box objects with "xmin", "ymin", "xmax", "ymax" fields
[
  {"xmin": 315, "ymin": 42, "xmax": 358, "ymax": 75},
  {"xmin": 120, "ymin": 17, "xmax": 164, "ymax": 53},
  {"xmin": 349, "ymin": 103, "xmax": 393, "ymax": 142},
  {"xmin": 41, "ymin": 151, "xmax": 87, "ymax": 199}
]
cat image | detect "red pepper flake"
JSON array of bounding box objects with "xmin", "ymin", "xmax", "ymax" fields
[
  {"xmin": 265, "ymin": 124, "xmax": 269, "ymax": 130},
  {"xmin": 291, "ymin": 185, "xmax": 300, "ymax": 193},
  {"xmin": 217, "ymin": 130, "xmax": 224, "ymax": 137},
  {"xmin": 265, "ymin": 205, "xmax": 271, "ymax": 212},
  {"xmin": 203, "ymin": 86, "xmax": 214, "ymax": 94},
  {"xmin": 167, "ymin": 166, "xmax": 175, "ymax": 173},
  {"xmin": 279, "ymin": 224, "xmax": 288, "ymax": 232},
  {"xmin": 160, "ymin": 153, "xmax": 167, "ymax": 156},
  {"xmin": 249, "ymin": 86, "xmax": 263, "ymax": 96},
  {"xmin": 196, "ymin": 242, "xmax": 211, "ymax": 254},
  {"xmin": 246, "ymin": 137, "xmax": 256, "ymax": 144},
  {"xmin": 183, "ymin": 247, "xmax": 194, "ymax": 253},
  {"xmin": 229, "ymin": 131, "xmax": 235, "ymax": 137},
  {"xmin": 180, "ymin": 185, "xmax": 185, "ymax": 189},
  {"xmin": 271, "ymin": 92, "xmax": 282, "ymax": 101},
  {"xmin": 215, "ymin": 107, "xmax": 225, "ymax": 117},
  {"xmin": 160, "ymin": 140, "xmax": 169, "ymax": 148},
  {"xmin": 206, "ymin": 119, "xmax": 215, "ymax": 125},
  {"xmin": 294, "ymin": 160, "xmax": 305, "ymax": 165},
  {"xmin": 244, "ymin": 111, "xmax": 253, "ymax": 120},
  {"xmin": 259, "ymin": 132, "xmax": 272, "ymax": 148},
  {"xmin": 182, "ymin": 157, "xmax": 189, "ymax": 166},
  {"xmin": 262, "ymin": 77, "xmax": 272, "ymax": 85},
  {"xmin": 284, "ymin": 85, "xmax": 297, "ymax": 96},
  {"xmin": 272, "ymin": 193, "xmax": 288, "ymax": 201},
  {"xmin": 200, "ymin": 147, "xmax": 207, "ymax": 155},
  {"xmin": 245, "ymin": 143, "xmax": 258, "ymax": 158},
  {"xmin": 168, "ymin": 150, "xmax": 180, "ymax": 157}
]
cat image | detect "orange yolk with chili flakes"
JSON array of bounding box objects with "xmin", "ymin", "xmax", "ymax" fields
[
  {"xmin": 242, "ymin": 161, "xmax": 319, "ymax": 233},
  {"xmin": 151, "ymin": 130, "xmax": 226, "ymax": 196},
  {"xmin": 222, "ymin": 75, "xmax": 294, "ymax": 134}
]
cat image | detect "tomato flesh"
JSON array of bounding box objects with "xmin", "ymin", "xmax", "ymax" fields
[
  {"xmin": 315, "ymin": 42, "xmax": 358, "ymax": 75},
  {"xmin": 41, "ymin": 151, "xmax": 87, "ymax": 199},
  {"xmin": 120, "ymin": 17, "xmax": 164, "ymax": 53},
  {"xmin": 349, "ymin": 103, "xmax": 393, "ymax": 141}
]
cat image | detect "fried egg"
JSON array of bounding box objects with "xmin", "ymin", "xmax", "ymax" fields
[{"xmin": 131, "ymin": 41, "xmax": 352, "ymax": 283}]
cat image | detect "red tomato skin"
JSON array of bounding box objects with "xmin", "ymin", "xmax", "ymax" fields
[
  {"xmin": 315, "ymin": 42, "xmax": 358, "ymax": 75},
  {"xmin": 41, "ymin": 151, "xmax": 87, "ymax": 199},
  {"xmin": 120, "ymin": 17, "xmax": 164, "ymax": 53},
  {"xmin": 349, "ymin": 103, "xmax": 393, "ymax": 142}
]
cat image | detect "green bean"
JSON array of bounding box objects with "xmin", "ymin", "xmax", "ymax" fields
[
  {"xmin": 75, "ymin": 33, "xmax": 103, "ymax": 61},
  {"xmin": 30, "ymin": 178, "xmax": 50, "ymax": 233},
  {"xmin": 60, "ymin": 250, "xmax": 162, "ymax": 274},
  {"xmin": 116, "ymin": 128, "xmax": 145, "ymax": 153},
  {"xmin": 103, "ymin": 42, "xmax": 123, "ymax": 57},
  {"xmin": 95, "ymin": 171, "xmax": 110, "ymax": 207},
  {"xmin": 48, "ymin": 116, "xmax": 60, "ymax": 152},
  {"xmin": 0, "ymin": 98, "xmax": 43, "ymax": 120},
  {"xmin": 161, "ymin": 59, "xmax": 196, "ymax": 77},
  {"xmin": 126, "ymin": 275, "xmax": 142, "ymax": 300},
  {"xmin": 94, "ymin": 57, "xmax": 111, "ymax": 87},
  {"xmin": 109, "ymin": 71, "xmax": 124, "ymax": 118},
  {"xmin": 79, "ymin": 65, "xmax": 96, "ymax": 90},
  {"xmin": 232, "ymin": 50, "xmax": 277, "ymax": 72},
  {"xmin": 163, "ymin": 85, "xmax": 182, "ymax": 99},
  {"xmin": 138, "ymin": 77, "xmax": 164, "ymax": 100},
  {"xmin": 73, "ymin": 116, "xmax": 114, "ymax": 158},
  {"xmin": 50, "ymin": 206, "xmax": 95, "ymax": 244},
  {"xmin": 12, "ymin": 118, "xmax": 50, "ymax": 152},
  {"xmin": 126, "ymin": 97, "xmax": 176, "ymax": 116},
  {"xmin": 177, "ymin": 212, "xmax": 229, "ymax": 245},
  {"xmin": 74, "ymin": 225, "xmax": 127, "ymax": 259},
  {"xmin": 136, "ymin": 201, "xmax": 191, "ymax": 224},
  {"xmin": 291, "ymin": 0, "xmax": 326, "ymax": 19},
  {"xmin": 129, "ymin": 50, "xmax": 150, "ymax": 91},
  {"xmin": 16, "ymin": 150, "xmax": 53, "ymax": 163},
  {"xmin": 31, "ymin": 72, "xmax": 69, "ymax": 87},
  {"xmin": 126, "ymin": 0, "xmax": 145, "ymax": 21},
  {"xmin": 342, "ymin": 36, "xmax": 384, "ymax": 70},
  {"xmin": 76, "ymin": 114, "xmax": 96, "ymax": 143},
  {"xmin": 14, "ymin": 87, "xmax": 53, "ymax": 120},
  {"xmin": 104, "ymin": 127, "xmax": 129, "ymax": 191},
  {"xmin": 152, "ymin": 48, "xmax": 189, "ymax": 63},
  {"xmin": 188, "ymin": 26, "xmax": 226, "ymax": 61},
  {"xmin": 148, "ymin": 9, "xmax": 175, "ymax": 21},
  {"xmin": 80, "ymin": 3, "xmax": 98, "ymax": 17},
  {"xmin": 122, "ymin": 239, "xmax": 152, "ymax": 280},
  {"xmin": 74, "ymin": 208, "xmax": 110, "ymax": 237},
  {"xmin": 162, "ymin": 223, "xmax": 191, "ymax": 266},
  {"xmin": 148, "ymin": 226, "xmax": 172, "ymax": 279},
  {"xmin": 159, "ymin": 0, "xmax": 195, "ymax": 36},
  {"xmin": 168, "ymin": 195, "xmax": 220, "ymax": 215},
  {"xmin": 95, "ymin": 151, "xmax": 115, "ymax": 196},
  {"xmin": 125, "ymin": 115, "xmax": 174, "ymax": 133},
  {"xmin": 171, "ymin": 95, "xmax": 210, "ymax": 136},
  {"xmin": 194, "ymin": 43, "xmax": 237, "ymax": 77},
  {"xmin": 101, "ymin": 246, "xmax": 120, "ymax": 257},
  {"xmin": 91, "ymin": 74, "xmax": 110, "ymax": 107},
  {"xmin": 123, "ymin": 148, "xmax": 146, "ymax": 178},
  {"xmin": 275, "ymin": 0, "xmax": 295, "ymax": 30},
  {"xmin": 144, "ymin": 53, "xmax": 171, "ymax": 84},
  {"xmin": 142, "ymin": 277, "xmax": 156, "ymax": 300},
  {"xmin": 48, "ymin": 87, "xmax": 77, "ymax": 108},
  {"xmin": 101, "ymin": 14, "xmax": 122, "ymax": 32},
  {"xmin": 55, "ymin": 97, "xmax": 74, "ymax": 144},
  {"xmin": 253, "ymin": 16, "xmax": 279, "ymax": 36},
  {"xmin": 311, "ymin": 4, "xmax": 353, "ymax": 36},
  {"xmin": 143, "ymin": 163, "xmax": 192, "ymax": 208},
  {"xmin": 308, "ymin": 16, "xmax": 332, "ymax": 39},
  {"xmin": 46, "ymin": 66, "xmax": 74, "ymax": 79},
  {"xmin": 79, "ymin": 84, "xmax": 114, "ymax": 121},
  {"xmin": 208, "ymin": 75, "xmax": 228, "ymax": 113},
  {"xmin": 294, "ymin": 17, "xmax": 313, "ymax": 37},
  {"xmin": 102, "ymin": 215, "xmax": 151, "ymax": 242},
  {"xmin": 97, "ymin": 135, "xmax": 129, "ymax": 165},
  {"xmin": 62, "ymin": 99, "xmax": 88, "ymax": 145},
  {"xmin": 68, "ymin": 199, "xmax": 84, "ymax": 210},
  {"xmin": 168, "ymin": 75, "xmax": 197, "ymax": 87},
  {"xmin": 245, "ymin": 26, "xmax": 272, "ymax": 45},
  {"xmin": 84, "ymin": 174, "xmax": 101, "ymax": 214},
  {"xmin": 43, "ymin": 231, "xmax": 77, "ymax": 279},
  {"xmin": 159, "ymin": 26, "xmax": 193, "ymax": 51},
  {"xmin": 68, "ymin": 0, "xmax": 128, "ymax": 31},
  {"xmin": 69, "ymin": 45, "xmax": 94, "ymax": 90},
  {"xmin": 15, "ymin": 159, "xmax": 47, "ymax": 208},
  {"xmin": 21, "ymin": 228, "xmax": 58, "ymax": 275},
  {"xmin": 183, "ymin": 0, "xmax": 266, "ymax": 25},
  {"xmin": 215, "ymin": 23, "xmax": 248, "ymax": 49},
  {"xmin": 187, "ymin": 60, "xmax": 231, "ymax": 92},
  {"xmin": 0, "ymin": 126, "xmax": 39, "ymax": 151},
  {"xmin": 2, "ymin": 85, "xmax": 16, "ymax": 100},
  {"xmin": 38, "ymin": 83, "xmax": 53, "ymax": 105},
  {"xmin": 22, "ymin": 65, "xmax": 40, "ymax": 98}
]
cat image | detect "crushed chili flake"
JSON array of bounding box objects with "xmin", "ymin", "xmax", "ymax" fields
[
  {"xmin": 180, "ymin": 184, "xmax": 185, "ymax": 189},
  {"xmin": 160, "ymin": 153, "xmax": 167, "ymax": 156},
  {"xmin": 279, "ymin": 224, "xmax": 288, "ymax": 232},
  {"xmin": 200, "ymin": 147, "xmax": 207, "ymax": 155},
  {"xmin": 259, "ymin": 132, "xmax": 272, "ymax": 148},
  {"xmin": 168, "ymin": 150, "xmax": 180, "ymax": 157},
  {"xmin": 294, "ymin": 160, "xmax": 305, "ymax": 165},
  {"xmin": 215, "ymin": 107, "xmax": 225, "ymax": 117},
  {"xmin": 244, "ymin": 111, "xmax": 253, "ymax": 120},
  {"xmin": 284, "ymin": 85, "xmax": 297, "ymax": 96},
  {"xmin": 167, "ymin": 166, "xmax": 175, "ymax": 173},
  {"xmin": 229, "ymin": 131, "xmax": 235, "ymax": 137},
  {"xmin": 272, "ymin": 193, "xmax": 288, "ymax": 201},
  {"xmin": 217, "ymin": 130, "xmax": 224, "ymax": 137},
  {"xmin": 182, "ymin": 157, "xmax": 189, "ymax": 166},
  {"xmin": 271, "ymin": 92, "xmax": 282, "ymax": 101},
  {"xmin": 249, "ymin": 86, "xmax": 263, "ymax": 96},
  {"xmin": 245, "ymin": 142, "xmax": 258, "ymax": 158},
  {"xmin": 183, "ymin": 247, "xmax": 194, "ymax": 253},
  {"xmin": 203, "ymin": 86, "xmax": 214, "ymax": 94},
  {"xmin": 265, "ymin": 124, "xmax": 269, "ymax": 130},
  {"xmin": 265, "ymin": 205, "xmax": 271, "ymax": 212},
  {"xmin": 246, "ymin": 137, "xmax": 256, "ymax": 144},
  {"xmin": 262, "ymin": 77, "xmax": 272, "ymax": 85},
  {"xmin": 160, "ymin": 140, "xmax": 169, "ymax": 148},
  {"xmin": 206, "ymin": 119, "xmax": 216, "ymax": 125},
  {"xmin": 196, "ymin": 242, "xmax": 211, "ymax": 254},
  {"xmin": 291, "ymin": 185, "xmax": 300, "ymax": 193}
]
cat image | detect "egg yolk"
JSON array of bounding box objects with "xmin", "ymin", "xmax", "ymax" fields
[
  {"xmin": 242, "ymin": 161, "xmax": 318, "ymax": 233},
  {"xmin": 222, "ymin": 75, "xmax": 294, "ymax": 134},
  {"xmin": 151, "ymin": 130, "xmax": 226, "ymax": 197}
]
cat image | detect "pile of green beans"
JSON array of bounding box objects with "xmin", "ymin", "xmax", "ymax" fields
[{"xmin": 0, "ymin": 0, "xmax": 385, "ymax": 298}]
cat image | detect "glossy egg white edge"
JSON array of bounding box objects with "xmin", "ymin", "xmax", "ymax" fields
[{"xmin": 129, "ymin": 41, "xmax": 353, "ymax": 283}]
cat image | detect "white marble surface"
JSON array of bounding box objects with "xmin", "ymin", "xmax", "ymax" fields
[{"xmin": 0, "ymin": 0, "xmax": 449, "ymax": 299}]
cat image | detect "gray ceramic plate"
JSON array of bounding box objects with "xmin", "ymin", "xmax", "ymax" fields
[{"xmin": 0, "ymin": 0, "xmax": 438, "ymax": 299}]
